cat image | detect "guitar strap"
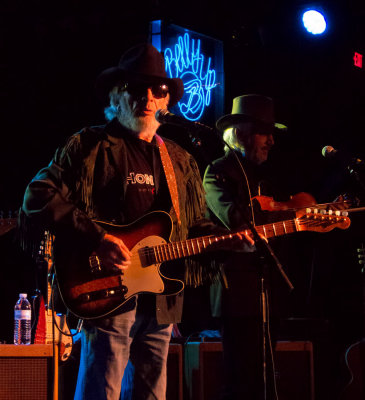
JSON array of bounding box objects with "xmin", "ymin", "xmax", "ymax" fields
[{"xmin": 155, "ymin": 134, "xmax": 181, "ymax": 225}]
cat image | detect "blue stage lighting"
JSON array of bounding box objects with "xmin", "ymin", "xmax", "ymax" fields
[{"xmin": 302, "ymin": 9, "xmax": 327, "ymax": 35}]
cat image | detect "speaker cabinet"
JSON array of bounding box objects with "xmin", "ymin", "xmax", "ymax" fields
[
  {"xmin": 184, "ymin": 340, "xmax": 315, "ymax": 400},
  {"xmin": 0, "ymin": 345, "xmax": 57, "ymax": 400},
  {"xmin": 184, "ymin": 341, "xmax": 223, "ymax": 400},
  {"xmin": 275, "ymin": 341, "xmax": 315, "ymax": 400}
]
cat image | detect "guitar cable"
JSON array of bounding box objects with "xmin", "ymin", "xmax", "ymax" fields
[
  {"xmin": 31, "ymin": 289, "xmax": 42, "ymax": 331},
  {"xmin": 49, "ymin": 269, "xmax": 84, "ymax": 338}
]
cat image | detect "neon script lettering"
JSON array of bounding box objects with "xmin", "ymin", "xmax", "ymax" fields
[{"xmin": 164, "ymin": 33, "xmax": 217, "ymax": 121}]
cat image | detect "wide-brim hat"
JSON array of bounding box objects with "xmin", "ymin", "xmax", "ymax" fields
[
  {"xmin": 216, "ymin": 94, "xmax": 287, "ymax": 133},
  {"xmin": 95, "ymin": 43, "xmax": 184, "ymax": 107}
]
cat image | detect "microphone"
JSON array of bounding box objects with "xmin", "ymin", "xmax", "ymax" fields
[
  {"xmin": 321, "ymin": 145, "xmax": 337, "ymax": 159},
  {"xmin": 155, "ymin": 109, "xmax": 215, "ymax": 133},
  {"xmin": 322, "ymin": 145, "xmax": 364, "ymax": 169}
]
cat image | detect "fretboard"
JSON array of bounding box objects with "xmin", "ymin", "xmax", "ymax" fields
[{"xmin": 141, "ymin": 218, "xmax": 298, "ymax": 264}]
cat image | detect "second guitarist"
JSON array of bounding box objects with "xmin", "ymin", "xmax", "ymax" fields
[{"xmin": 203, "ymin": 94, "xmax": 311, "ymax": 400}]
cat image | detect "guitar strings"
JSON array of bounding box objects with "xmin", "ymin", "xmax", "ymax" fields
[{"xmin": 127, "ymin": 215, "xmax": 347, "ymax": 266}]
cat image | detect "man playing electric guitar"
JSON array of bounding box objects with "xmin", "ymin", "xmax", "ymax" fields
[
  {"xmin": 20, "ymin": 44, "xmax": 253, "ymax": 400},
  {"xmin": 202, "ymin": 94, "xmax": 350, "ymax": 400}
]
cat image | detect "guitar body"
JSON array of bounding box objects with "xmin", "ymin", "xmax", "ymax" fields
[
  {"xmin": 55, "ymin": 211, "xmax": 184, "ymax": 319},
  {"xmin": 53, "ymin": 312, "xmax": 73, "ymax": 361},
  {"xmin": 341, "ymin": 339, "xmax": 365, "ymax": 399},
  {"xmin": 34, "ymin": 227, "xmax": 74, "ymax": 361},
  {"xmin": 34, "ymin": 293, "xmax": 73, "ymax": 362}
]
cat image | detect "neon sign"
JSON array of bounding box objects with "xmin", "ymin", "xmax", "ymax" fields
[
  {"xmin": 164, "ymin": 33, "xmax": 218, "ymax": 121},
  {"xmin": 150, "ymin": 20, "xmax": 224, "ymax": 124}
]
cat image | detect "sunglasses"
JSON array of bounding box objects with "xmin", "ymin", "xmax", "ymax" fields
[{"xmin": 120, "ymin": 82, "xmax": 169, "ymax": 99}]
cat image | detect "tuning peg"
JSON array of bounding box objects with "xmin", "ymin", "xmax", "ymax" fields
[
  {"xmin": 328, "ymin": 210, "xmax": 333, "ymax": 215},
  {"xmin": 320, "ymin": 210, "xmax": 327, "ymax": 214},
  {"xmin": 335, "ymin": 211, "xmax": 341, "ymax": 216},
  {"xmin": 341, "ymin": 211, "xmax": 348, "ymax": 217}
]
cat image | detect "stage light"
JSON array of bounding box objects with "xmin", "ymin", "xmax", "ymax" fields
[{"xmin": 302, "ymin": 9, "xmax": 327, "ymax": 35}]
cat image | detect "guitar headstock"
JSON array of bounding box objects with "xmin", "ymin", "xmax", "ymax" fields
[
  {"xmin": 357, "ymin": 243, "xmax": 365, "ymax": 274},
  {"xmin": 297, "ymin": 208, "xmax": 351, "ymax": 233},
  {"xmin": 38, "ymin": 230, "xmax": 53, "ymax": 262}
]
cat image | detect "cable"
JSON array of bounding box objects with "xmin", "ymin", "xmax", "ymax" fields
[
  {"xmin": 265, "ymin": 286, "xmax": 279, "ymax": 400},
  {"xmin": 223, "ymin": 140, "xmax": 257, "ymax": 227},
  {"xmin": 49, "ymin": 272, "xmax": 82, "ymax": 338}
]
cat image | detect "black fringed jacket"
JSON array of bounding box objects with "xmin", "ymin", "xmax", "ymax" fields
[{"xmin": 21, "ymin": 119, "xmax": 220, "ymax": 324}]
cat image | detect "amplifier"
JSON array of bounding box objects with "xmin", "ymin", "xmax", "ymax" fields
[
  {"xmin": 184, "ymin": 340, "xmax": 314, "ymax": 400},
  {"xmin": 0, "ymin": 344, "xmax": 57, "ymax": 400}
]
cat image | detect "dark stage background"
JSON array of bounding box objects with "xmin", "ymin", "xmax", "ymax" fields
[{"xmin": 1, "ymin": 0, "xmax": 365, "ymax": 398}]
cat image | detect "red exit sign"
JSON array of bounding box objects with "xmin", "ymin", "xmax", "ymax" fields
[{"xmin": 354, "ymin": 52, "xmax": 363, "ymax": 68}]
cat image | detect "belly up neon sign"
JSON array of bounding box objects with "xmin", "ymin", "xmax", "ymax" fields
[{"xmin": 164, "ymin": 33, "xmax": 217, "ymax": 121}]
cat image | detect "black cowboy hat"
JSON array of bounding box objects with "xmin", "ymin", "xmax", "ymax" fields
[
  {"xmin": 216, "ymin": 94, "xmax": 287, "ymax": 133},
  {"xmin": 95, "ymin": 43, "xmax": 184, "ymax": 107}
]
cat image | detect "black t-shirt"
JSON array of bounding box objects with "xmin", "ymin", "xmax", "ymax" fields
[
  {"xmin": 124, "ymin": 134, "xmax": 157, "ymax": 222},
  {"xmin": 123, "ymin": 133, "xmax": 170, "ymax": 223},
  {"xmin": 123, "ymin": 132, "xmax": 172, "ymax": 315}
]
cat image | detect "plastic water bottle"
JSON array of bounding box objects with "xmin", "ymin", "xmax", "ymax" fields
[{"xmin": 14, "ymin": 293, "xmax": 32, "ymax": 345}]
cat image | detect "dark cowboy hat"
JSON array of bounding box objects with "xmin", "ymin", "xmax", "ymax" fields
[
  {"xmin": 216, "ymin": 94, "xmax": 287, "ymax": 133},
  {"xmin": 95, "ymin": 43, "xmax": 184, "ymax": 107}
]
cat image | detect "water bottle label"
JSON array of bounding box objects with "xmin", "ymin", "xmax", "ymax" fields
[{"xmin": 14, "ymin": 310, "xmax": 31, "ymax": 320}]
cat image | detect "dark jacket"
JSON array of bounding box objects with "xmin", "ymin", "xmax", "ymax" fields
[
  {"xmin": 203, "ymin": 150, "xmax": 294, "ymax": 316},
  {"xmin": 22, "ymin": 119, "xmax": 218, "ymax": 324}
]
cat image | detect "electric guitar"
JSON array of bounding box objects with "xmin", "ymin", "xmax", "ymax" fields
[
  {"xmin": 54, "ymin": 208, "xmax": 351, "ymax": 320},
  {"xmin": 34, "ymin": 231, "xmax": 73, "ymax": 362},
  {"xmin": 340, "ymin": 243, "xmax": 365, "ymax": 399}
]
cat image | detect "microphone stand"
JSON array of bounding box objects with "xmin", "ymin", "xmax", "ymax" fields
[
  {"xmin": 348, "ymin": 163, "xmax": 365, "ymax": 203},
  {"xmin": 243, "ymin": 215, "xmax": 293, "ymax": 399},
  {"xmin": 221, "ymin": 141, "xmax": 293, "ymax": 399}
]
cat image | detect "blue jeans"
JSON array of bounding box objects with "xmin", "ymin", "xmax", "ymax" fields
[{"xmin": 74, "ymin": 303, "xmax": 172, "ymax": 400}]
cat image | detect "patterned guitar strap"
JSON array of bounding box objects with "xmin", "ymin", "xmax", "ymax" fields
[{"xmin": 155, "ymin": 134, "xmax": 181, "ymax": 225}]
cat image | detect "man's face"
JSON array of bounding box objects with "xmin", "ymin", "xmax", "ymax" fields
[
  {"xmin": 237, "ymin": 128, "xmax": 274, "ymax": 165},
  {"xmin": 116, "ymin": 81, "xmax": 170, "ymax": 132}
]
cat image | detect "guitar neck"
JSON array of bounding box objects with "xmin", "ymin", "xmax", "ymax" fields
[
  {"xmin": 255, "ymin": 219, "xmax": 298, "ymax": 239},
  {"xmin": 151, "ymin": 218, "xmax": 298, "ymax": 263}
]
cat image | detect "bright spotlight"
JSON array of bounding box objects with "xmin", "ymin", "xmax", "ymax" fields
[{"xmin": 302, "ymin": 9, "xmax": 327, "ymax": 35}]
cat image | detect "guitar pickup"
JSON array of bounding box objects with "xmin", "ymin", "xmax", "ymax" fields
[
  {"xmin": 89, "ymin": 254, "xmax": 102, "ymax": 274},
  {"xmin": 138, "ymin": 246, "xmax": 157, "ymax": 267},
  {"xmin": 78, "ymin": 285, "xmax": 128, "ymax": 303}
]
